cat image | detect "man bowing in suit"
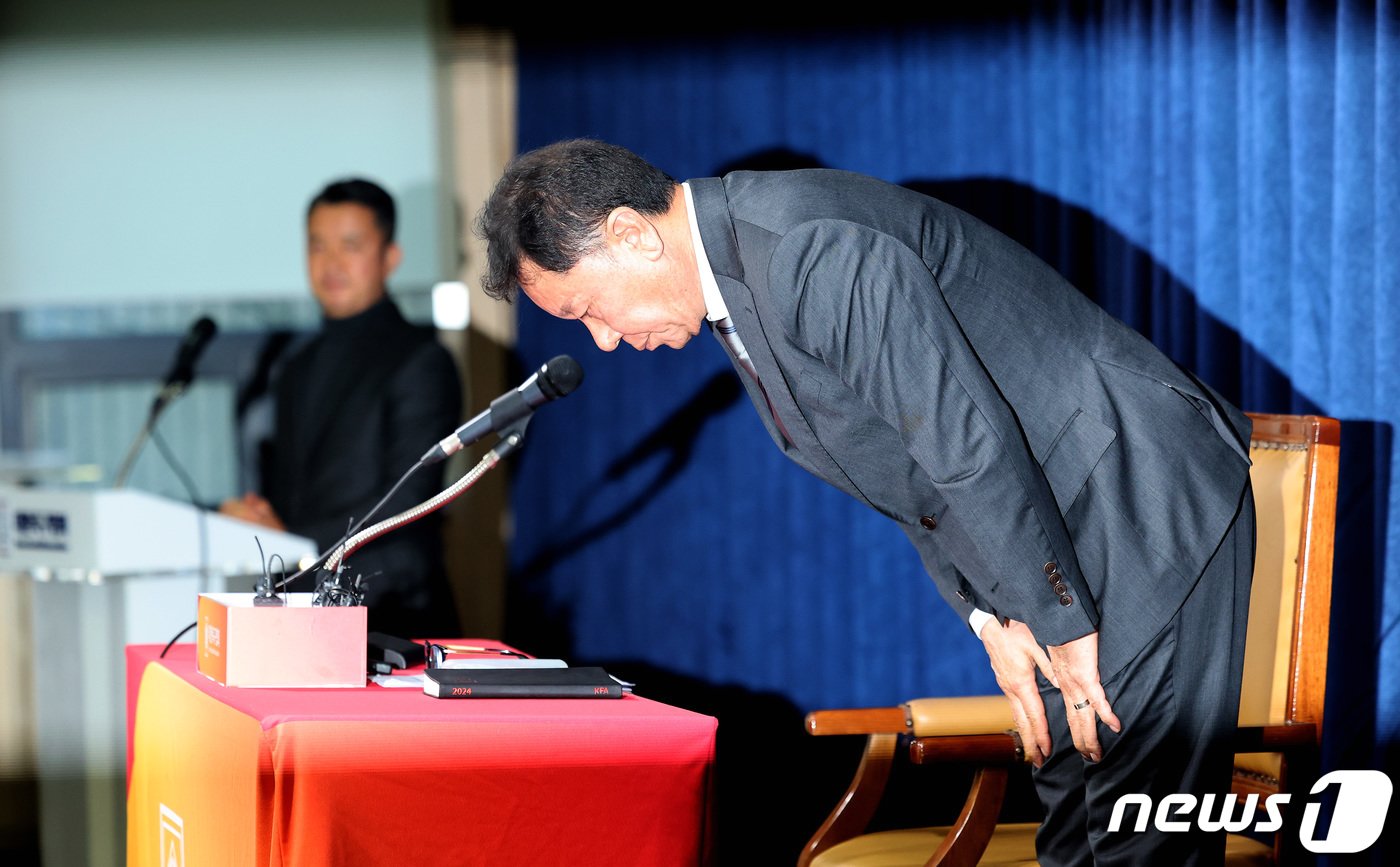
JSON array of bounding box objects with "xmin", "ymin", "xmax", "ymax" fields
[{"xmin": 476, "ymin": 138, "xmax": 1255, "ymax": 865}]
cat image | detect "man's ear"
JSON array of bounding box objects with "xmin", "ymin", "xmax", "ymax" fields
[
  {"xmin": 605, "ymin": 207, "xmax": 664, "ymax": 261},
  {"xmin": 383, "ymin": 242, "xmax": 404, "ymax": 275}
]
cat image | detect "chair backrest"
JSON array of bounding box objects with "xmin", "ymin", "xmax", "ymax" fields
[{"xmin": 1234, "ymin": 413, "xmax": 1340, "ymax": 787}]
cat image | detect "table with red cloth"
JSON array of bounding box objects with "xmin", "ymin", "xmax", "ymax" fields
[{"xmin": 125, "ymin": 642, "xmax": 716, "ymax": 866}]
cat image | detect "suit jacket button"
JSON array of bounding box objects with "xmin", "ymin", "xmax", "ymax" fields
[
  {"xmin": 1044, "ymin": 562, "xmax": 1058, "ymax": 574},
  {"xmin": 1059, "ymin": 595, "xmax": 1073, "ymax": 606},
  {"xmin": 1052, "ymin": 582, "xmax": 1068, "ymax": 596},
  {"xmin": 956, "ymin": 589, "xmax": 970, "ymax": 602},
  {"xmin": 1047, "ymin": 571, "xmax": 1062, "ymax": 584},
  {"xmin": 920, "ymin": 515, "xmax": 938, "ymax": 530}
]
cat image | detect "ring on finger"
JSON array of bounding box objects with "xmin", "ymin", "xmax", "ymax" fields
[{"xmin": 1072, "ymin": 699, "xmax": 1092, "ymax": 710}]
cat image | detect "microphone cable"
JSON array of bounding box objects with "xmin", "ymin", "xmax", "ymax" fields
[
  {"xmin": 274, "ymin": 454, "xmax": 429, "ymax": 591},
  {"xmin": 157, "ymin": 422, "xmax": 525, "ymax": 654},
  {"xmin": 149, "ymin": 427, "xmax": 211, "ymax": 590},
  {"xmin": 273, "ymin": 353, "xmax": 581, "ymax": 590},
  {"xmin": 158, "ymin": 453, "xmax": 422, "ymax": 654},
  {"xmin": 150, "ymin": 426, "xmax": 212, "ymax": 657}
]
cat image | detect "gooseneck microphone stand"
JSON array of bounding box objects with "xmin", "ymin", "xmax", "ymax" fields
[
  {"xmin": 114, "ymin": 315, "xmax": 218, "ymax": 488},
  {"xmin": 263, "ymin": 420, "xmax": 529, "ymax": 609},
  {"xmin": 113, "ymin": 381, "xmax": 185, "ymax": 489}
]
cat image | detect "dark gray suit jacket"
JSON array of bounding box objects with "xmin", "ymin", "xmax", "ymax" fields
[{"xmin": 688, "ymin": 170, "xmax": 1251, "ymax": 680}]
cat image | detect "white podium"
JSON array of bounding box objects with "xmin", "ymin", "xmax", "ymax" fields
[{"xmin": 0, "ymin": 485, "xmax": 317, "ymax": 867}]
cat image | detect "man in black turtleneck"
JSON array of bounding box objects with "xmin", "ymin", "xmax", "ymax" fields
[{"xmin": 221, "ymin": 178, "xmax": 463, "ymax": 638}]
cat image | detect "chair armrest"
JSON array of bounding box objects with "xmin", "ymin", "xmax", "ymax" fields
[
  {"xmin": 805, "ymin": 695, "xmax": 1013, "ymax": 737},
  {"xmin": 904, "ymin": 722, "xmax": 1315, "ymax": 767},
  {"xmin": 800, "ymin": 698, "xmax": 1023, "ymax": 866},
  {"xmin": 906, "ymin": 695, "xmax": 1013, "ymax": 736},
  {"xmin": 805, "ymin": 706, "xmax": 908, "ymax": 736},
  {"xmin": 910, "ymin": 732, "xmax": 1026, "ymax": 765}
]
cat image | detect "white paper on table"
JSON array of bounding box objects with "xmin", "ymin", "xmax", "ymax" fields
[{"xmin": 370, "ymin": 674, "xmax": 426, "ymax": 688}]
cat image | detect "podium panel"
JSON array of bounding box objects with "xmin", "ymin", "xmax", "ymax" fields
[{"xmin": 0, "ymin": 485, "xmax": 316, "ymax": 867}]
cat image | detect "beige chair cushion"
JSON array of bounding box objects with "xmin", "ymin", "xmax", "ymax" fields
[
  {"xmin": 905, "ymin": 696, "xmax": 1016, "ymax": 737},
  {"xmin": 1239, "ymin": 446, "xmax": 1306, "ymax": 731},
  {"xmin": 810, "ymin": 823, "xmax": 1275, "ymax": 866},
  {"xmin": 1231, "ymin": 445, "xmax": 1307, "ymax": 790}
]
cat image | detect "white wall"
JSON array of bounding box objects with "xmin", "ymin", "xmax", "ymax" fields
[{"xmin": 0, "ymin": 0, "xmax": 450, "ymax": 306}]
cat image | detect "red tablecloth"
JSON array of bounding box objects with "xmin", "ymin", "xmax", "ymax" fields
[{"xmin": 126, "ymin": 643, "xmax": 716, "ymax": 866}]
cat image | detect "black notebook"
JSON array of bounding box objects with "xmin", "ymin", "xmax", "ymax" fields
[{"xmin": 422, "ymin": 666, "xmax": 625, "ymax": 699}]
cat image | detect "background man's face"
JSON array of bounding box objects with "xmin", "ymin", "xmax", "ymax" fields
[{"xmin": 306, "ymin": 202, "xmax": 399, "ymax": 319}]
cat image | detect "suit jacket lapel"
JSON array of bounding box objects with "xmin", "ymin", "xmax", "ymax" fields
[
  {"xmin": 691, "ymin": 177, "xmax": 877, "ymax": 508},
  {"xmin": 708, "ymin": 276, "xmax": 797, "ymax": 455},
  {"xmin": 715, "ymin": 274, "xmax": 878, "ymax": 511},
  {"xmin": 690, "ymin": 178, "xmax": 810, "ymax": 457}
]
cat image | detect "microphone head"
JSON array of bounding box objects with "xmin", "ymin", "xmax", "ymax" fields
[
  {"xmin": 164, "ymin": 316, "xmax": 219, "ymax": 389},
  {"xmin": 176, "ymin": 316, "xmax": 218, "ymax": 361},
  {"xmin": 191, "ymin": 316, "xmax": 218, "ymax": 342},
  {"xmin": 538, "ymin": 355, "xmax": 584, "ymax": 399}
]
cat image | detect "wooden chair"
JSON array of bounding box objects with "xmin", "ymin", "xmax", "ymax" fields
[{"xmin": 799, "ymin": 412, "xmax": 1340, "ymax": 866}]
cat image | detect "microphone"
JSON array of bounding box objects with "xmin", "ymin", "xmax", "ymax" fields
[
  {"xmin": 114, "ymin": 315, "xmax": 219, "ymax": 488},
  {"xmin": 421, "ymin": 354, "xmax": 583, "ymax": 465},
  {"xmin": 151, "ymin": 316, "xmax": 218, "ymax": 417}
]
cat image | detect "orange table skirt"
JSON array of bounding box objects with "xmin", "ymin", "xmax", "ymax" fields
[{"xmin": 126, "ymin": 643, "xmax": 716, "ymax": 866}]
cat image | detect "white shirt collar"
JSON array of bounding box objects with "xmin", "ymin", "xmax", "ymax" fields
[{"xmin": 681, "ymin": 182, "xmax": 728, "ymax": 322}]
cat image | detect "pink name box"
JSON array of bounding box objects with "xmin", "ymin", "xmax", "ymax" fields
[{"xmin": 196, "ymin": 593, "xmax": 366, "ymax": 688}]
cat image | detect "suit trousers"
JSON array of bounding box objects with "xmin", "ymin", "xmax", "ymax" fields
[{"xmin": 1031, "ymin": 480, "xmax": 1256, "ymax": 866}]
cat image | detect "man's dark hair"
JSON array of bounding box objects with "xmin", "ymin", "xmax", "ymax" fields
[
  {"xmin": 307, "ymin": 178, "xmax": 397, "ymax": 244},
  {"xmin": 475, "ymin": 139, "xmax": 677, "ymax": 301}
]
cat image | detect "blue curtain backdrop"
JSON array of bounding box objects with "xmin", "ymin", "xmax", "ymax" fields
[{"xmin": 504, "ymin": 2, "xmax": 1396, "ymax": 858}]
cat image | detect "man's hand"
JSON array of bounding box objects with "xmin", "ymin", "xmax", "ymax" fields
[
  {"xmin": 218, "ymin": 492, "xmax": 286, "ymax": 531},
  {"xmin": 980, "ymin": 618, "xmax": 1057, "ymax": 767},
  {"xmin": 1046, "ymin": 631, "xmax": 1122, "ymax": 763}
]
